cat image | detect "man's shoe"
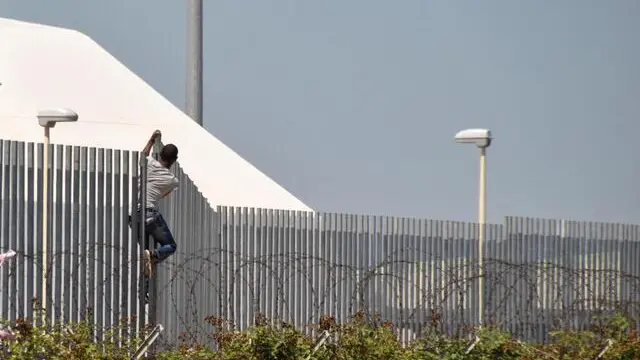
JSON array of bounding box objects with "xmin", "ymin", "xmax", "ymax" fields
[{"xmin": 142, "ymin": 250, "xmax": 153, "ymax": 277}]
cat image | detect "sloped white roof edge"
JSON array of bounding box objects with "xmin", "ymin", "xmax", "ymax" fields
[{"xmin": 0, "ymin": 17, "xmax": 312, "ymax": 212}]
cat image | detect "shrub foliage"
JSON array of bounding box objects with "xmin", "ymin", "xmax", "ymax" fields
[{"xmin": 1, "ymin": 312, "xmax": 640, "ymax": 359}]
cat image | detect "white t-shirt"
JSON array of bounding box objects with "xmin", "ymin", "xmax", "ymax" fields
[{"xmin": 140, "ymin": 156, "xmax": 179, "ymax": 209}]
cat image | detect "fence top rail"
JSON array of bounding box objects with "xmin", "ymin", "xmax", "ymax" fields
[
  {"xmin": 2, "ymin": 138, "xmax": 638, "ymax": 231},
  {"xmin": 215, "ymin": 206, "xmax": 640, "ymax": 232},
  {"xmin": 0, "ymin": 138, "xmax": 142, "ymax": 155}
]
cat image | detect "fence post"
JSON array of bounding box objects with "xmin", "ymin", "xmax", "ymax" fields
[
  {"xmin": 147, "ymin": 139, "xmax": 163, "ymax": 329},
  {"xmin": 138, "ymin": 152, "xmax": 149, "ymax": 332}
]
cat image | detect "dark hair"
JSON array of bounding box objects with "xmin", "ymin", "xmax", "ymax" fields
[{"xmin": 160, "ymin": 144, "xmax": 178, "ymax": 165}]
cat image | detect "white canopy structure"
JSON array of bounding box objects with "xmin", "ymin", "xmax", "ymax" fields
[{"xmin": 0, "ymin": 17, "xmax": 312, "ymax": 211}]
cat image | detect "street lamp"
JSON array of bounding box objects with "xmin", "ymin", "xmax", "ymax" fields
[
  {"xmin": 454, "ymin": 128, "xmax": 492, "ymax": 327},
  {"xmin": 37, "ymin": 108, "xmax": 78, "ymax": 324}
]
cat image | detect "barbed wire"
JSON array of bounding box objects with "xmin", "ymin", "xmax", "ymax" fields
[
  {"xmin": 157, "ymin": 246, "xmax": 640, "ymax": 344},
  {"xmin": 1, "ymin": 244, "xmax": 639, "ymax": 345}
]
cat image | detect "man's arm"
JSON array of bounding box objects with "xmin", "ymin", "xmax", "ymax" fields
[
  {"xmin": 142, "ymin": 130, "xmax": 162, "ymax": 157},
  {"xmin": 158, "ymin": 178, "xmax": 179, "ymax": 199}
]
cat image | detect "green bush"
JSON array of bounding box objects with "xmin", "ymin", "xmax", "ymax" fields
[
  {"xmin": 0, "ymin": 316, "xmax": 143, "ymax": 360},
  {"xmin": 315, "ymin": 312, "xmax": 413, "ymax": 360},
  {"xmin": 2, "ymin": 312, "xmax": 640, "ymax": 359},
  {"xmin": 157, "ymin": 314, "xmax": 313, "ymax": 360}
]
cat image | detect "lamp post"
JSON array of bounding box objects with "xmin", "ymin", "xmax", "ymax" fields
[
  {"xmin": 37, "ymin": 108, "xmax": 79, "ymax": 324},
  {"xmin": 454, "ymin": 128, "xmax": 492, "ymax": 327}
]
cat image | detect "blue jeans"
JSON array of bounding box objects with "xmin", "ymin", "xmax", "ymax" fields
[{"xmin": 129, "ymin": 207, "xmax": 177, "ymax": 263}]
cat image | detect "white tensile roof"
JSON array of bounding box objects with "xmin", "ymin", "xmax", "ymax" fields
[{"xmin": 0, "ymin": 17, "xmax": 312, "ymax": 212}]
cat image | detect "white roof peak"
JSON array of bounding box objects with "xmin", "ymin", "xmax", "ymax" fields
[{"xmin": 0, "ymin": 17, "xmax": 312, "ymax": 212}]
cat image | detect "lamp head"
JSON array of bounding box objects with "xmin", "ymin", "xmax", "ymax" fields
[
  {"xmin": 37, "ymin": 108, "xmax": 79, "ymax": 128},
  {"xmin": 454, "ymin": 128, "xmax": 492, "ymax": 148}
]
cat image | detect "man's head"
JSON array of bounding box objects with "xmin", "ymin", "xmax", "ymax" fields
[{"xmin": 159, "ymin": 144, "xmax": 178, "ymax": 168}]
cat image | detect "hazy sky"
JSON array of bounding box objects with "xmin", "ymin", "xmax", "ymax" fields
[{"xmin": 2, "ymin": 1, "xmax": 639, "ymax": 224}]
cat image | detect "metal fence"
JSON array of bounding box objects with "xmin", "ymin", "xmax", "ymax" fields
[
  {"xmin": 0, "ymin": 139, "xmax": 148, "ymax": 335},
  {"xmin": 2, "ymin": 139, "xmax": 640, "ymax": 346},
  {"xmin": 155, "ymin": 205, "xmax": 640, "ymax": 344}
]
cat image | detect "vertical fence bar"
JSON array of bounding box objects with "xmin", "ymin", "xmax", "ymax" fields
[
  {"xmin": 524, "ymin": 218, "xmax": 532, "ymax": 340},
  {"xmin": 242, "ymin": 207, "xmax": 250, "ymax": 328},
  {"xmin": 105, "ymin": 149, "xmax": 114, "ymax": 332},
  {"xmin": 36, "ymin": 142, "xmax": 44, "ymax": 319},
  {"xmin": 121, "ymin": 150, "xmax": 132, "ymax": 334},
  {"xmin": 96, "ymin": 148, "xmax": 105, "ymax": 335},
  {"xmin": 71, "ymin": 146, "xmax": 81, "ymax": 323},
  {"xmin": 312, "ymin": 211, "xmax": 321, "ymax": 326},
  {"xmin": 303, "ymin": 210, "xmax": 311, "ymax": 331},
  {"xmin": 5, "ymin": 142, "xmax": 15, "ymax": 319},
  {"xmin": 137, "ymin": 152, "xmax": 147, "ymax": 333},
  {"xmin": 112, "ymin": 150, "xmax": 122, "ymax": 338},
  {"xmin": 129, "ymin": 152, "xmax": 141, "ymax": 335},
  {"xmin": 25, "ymin": 142, "xmax": 35, "ymax": 320},
  {"xmin": 52, "ymin": 144, "xmax": 62, "ymax": 322},
  {"xmin": 62, "ymin": 145, "xmax": 72, "ymax": 323},
  {"xmin": 87, "ymin": 148, "xmax": 97, "ymax": 327},
  {"xmin": 11, "ymin": 142, "xmax": 23, "ymax": 321},
  {"xmin": 79, "ymin": 147, "xmax": 88, "ymax": 321},
  {"xmin": 43, "ymin": 141, "xmax": 53, "ymax": 324}
]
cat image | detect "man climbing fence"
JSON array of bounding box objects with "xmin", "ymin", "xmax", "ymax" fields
[{"xmin": 129, "ymin": 130, "xmax": 180, "ymax": 300}]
